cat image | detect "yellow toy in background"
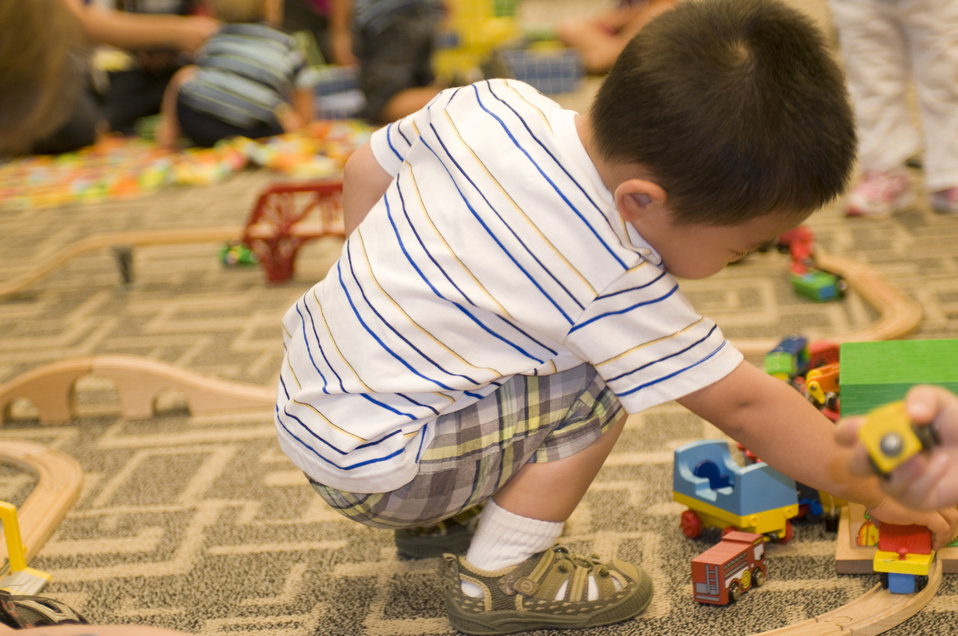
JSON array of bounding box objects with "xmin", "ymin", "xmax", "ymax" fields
[
  {"xmin": 0, "ymin": 501, "xmax": 50, "ymax": 595},
  {"xmin": 858, "ymin": 401, "xmax": 940, "ymax": 477},
  {"xmin": 433, "ymin": 0, "xmax": 522, "ymax": 80}
]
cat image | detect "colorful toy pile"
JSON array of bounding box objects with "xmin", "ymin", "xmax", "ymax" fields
[{"xmin": 0, "ymin": 120, "xmax": 371, "ymax": 212}]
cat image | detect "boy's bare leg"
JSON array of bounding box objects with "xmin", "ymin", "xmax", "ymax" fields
[{"xmin": 493, "ymin": 414, "xmax": 627, "ymax": 522}]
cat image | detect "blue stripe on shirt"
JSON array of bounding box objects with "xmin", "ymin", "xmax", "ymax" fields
[
  {"xmin": 341, "ymin": 233, "xmax": 488, "ymax": 396},
  {"xmin": 570, "ymin": 283, "xmax": 680, "ymax": 333},
  {"xmin": 427, "ymin": 120, "xmax": 586, "ymax": 315},
  {"xmin": 616, "ymin": 339, "xmax": 729, "ymax": 397},
  {"xmin": 477, "ymin": 82, "xmax": 628, "ymax": 271},
  {"xmin": 383, "ymin": 174, "xmax": 554, "ymax": 365},
  {"xmin": 606, "ymin": 324, "xmax": 720, "ymax": 384},
  {"xmin": 276, "ymin": 405, "xmax": 410, "ymax": 470}
]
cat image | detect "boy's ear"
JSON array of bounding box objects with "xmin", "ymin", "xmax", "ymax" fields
[{"xmin": 614, "ymin": 179, "xmax": 668, "ymax": 223}]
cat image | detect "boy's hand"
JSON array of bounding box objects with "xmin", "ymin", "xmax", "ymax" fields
[
  {"xmin": 837, "ymin": 385, "xmax": 958, "ymax": 511},
  {"xmin": 866, "ymin": 497, "xmax": 958, "ymax": 550}
]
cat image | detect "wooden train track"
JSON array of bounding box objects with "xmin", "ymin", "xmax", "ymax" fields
[
  {"xmin": 757, "ymin": 558, "xmax": 941, "ymax": 635},
  {"xmin": 0, "ymin": 354, "xmax": 273, "ymax": 425},
  {"xmin": 0, "ymin": 227, "xmax": 242, "ymax": 300},
  {"xmin": 0, "ymin": 441, "xmax": 82, "ymax": 566},
  {"xmin": 732, "ymin": 250, "xmax": 922, "ymax": 360},
  {"xmin": 0, "ymin": 181, "xmax": 344, "ymax": 299}
]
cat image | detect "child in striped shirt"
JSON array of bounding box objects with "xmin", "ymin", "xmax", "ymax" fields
[
  {"xmin": 276, "ymin": 0, "xmax": 958, "ymax": 632},
  {"xmin": 157, "ymin": 0, "xmax": 317, "ymax": 148}
]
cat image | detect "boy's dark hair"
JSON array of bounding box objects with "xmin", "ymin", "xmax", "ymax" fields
[{"xmin": 591, "ymin": 0, "xmax": 856, "ymax": 226}]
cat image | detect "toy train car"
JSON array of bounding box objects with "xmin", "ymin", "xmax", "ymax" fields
[
  {"xmin": 858, "ymin": 401, "xmax": 939, "ymax": 476},
  {"xmin": 764, "ymin": 335, "xmax": 809, "ymax": 382},
  {"xmin": 872, "ymin": 523, "xmax": 934, "ymax": 594},
  {"xmin": 791, "ymin": 269, "xmax": 846, "ymax": 302},
  {"xmin": 691, "ymin": 531, "xmax": 767, "ymax": 605},
  {"xmin": 673, "ymin": 439, "xmax": 799, "ymax": 542}
]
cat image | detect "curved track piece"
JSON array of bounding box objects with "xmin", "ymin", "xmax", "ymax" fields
[
  {"xmin": 0, "ymin": 355, "xmax": 274, "ymax": 424},
  {"xmin": 0, "ymin": 228, "xmax": 242, "ymax": 301},
  {"xmin": 0, "ymin": 441, "xmax": 83, "ymax": 565},
  {"xmin": 756, "ymin": 558, "xmax": 941, "ymax": 635},
  {"xmin": 733, "ymin": 250, "xmax": 923, "ymax": 360}
]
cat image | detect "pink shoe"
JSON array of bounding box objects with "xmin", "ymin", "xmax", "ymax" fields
[
  {"xmin": 930, "ymin": 187, "xmax": 958, "ymax": 214},
  {"xmin": 845, "ymin": 170, "xmax": 914, "ymax": 217}
]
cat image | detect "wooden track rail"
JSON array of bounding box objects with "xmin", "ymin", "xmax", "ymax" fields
[
  {"xmin": 0, "ymin": 441, "xmax": 82, "ymax": 566},
  {"xmin": 0, "ymin": 227, "xmax": 243, "ymax": 300},
  {"xmin": 732, "ymin": 250, "xmax": 922, "ymax": 360},
  {"xmin": 756, "ymin": 558, "xmax": 941, "ymax": 635},
  {"xmin": 0, "ymin": 180, "xmax": 344, "ymax": 299},
  {"xmin": 0, "ymin": 355, "xmax": 273, "ymax": 424}
]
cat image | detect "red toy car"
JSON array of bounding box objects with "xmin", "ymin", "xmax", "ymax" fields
[{"xmin": 691, "ymin": 531, "xmax": 768, "ymax": 605}]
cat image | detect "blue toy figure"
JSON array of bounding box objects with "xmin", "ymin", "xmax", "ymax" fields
[{"xmin": 673, "ymin": 439, "xmax": 799, "ymax": 542}]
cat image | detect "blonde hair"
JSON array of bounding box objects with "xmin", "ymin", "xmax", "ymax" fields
[
  {"xmin": 0, "ymin": 0, "xmax": 85, "ymax": 155},
  {"xmin": 209, "ymin": 0, "xmax": 269, "ymax": 24}
]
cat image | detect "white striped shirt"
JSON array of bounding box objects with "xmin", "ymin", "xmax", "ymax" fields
[{"xmin": 275, "ymin": 80, "xmax": 743, "ymax": 493}]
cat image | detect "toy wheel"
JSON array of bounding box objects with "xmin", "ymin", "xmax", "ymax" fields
[
  {"xmin": 721, "ymin": 526, "xmax": 736, "ymax": 537},
  {"xmin": 680, "ymin": 510, "xmax": 703, "ymax": 539},
  {"xmin": 781, "ymin": 519, "xmax": 794, "ymax": 543},
  {"xmin": 764, "ymin": 519, "xmax": 793, "ymax": 544},
  {"xmin": 728, "ymin": 582, "xmax": 741, "ymax": 603},
  {"xmin": 753, "ymin": 568, "xmax": 766, "ymax": 587},
  {"xmin": 915, "ymin": 575, "xmax": 928, "ymax": 593},
  {"xmin": 879, "ymin": 573, "xmax": 889, "ymax": 590}
]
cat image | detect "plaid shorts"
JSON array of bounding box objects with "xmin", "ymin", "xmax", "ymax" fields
[{"xmin": 310, "ymin": 364, "xmax": 624, "ymax": 529}]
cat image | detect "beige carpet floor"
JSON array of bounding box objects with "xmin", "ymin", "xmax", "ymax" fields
[{"xmin": 2, "ymin": 1, "xmax": 958, "ymax": 634}]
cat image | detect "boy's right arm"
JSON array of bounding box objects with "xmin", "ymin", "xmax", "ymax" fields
[
  {"xmin": 836, "ymin": 385, "xmax": 958, "ymax": 511},
  {"xmin": 678, "ymin": 360, "xmax": 958, "ymax": 548},
  {"xmin": 342, "ymin": 141, "xmax": 393, "ymax": 235}
]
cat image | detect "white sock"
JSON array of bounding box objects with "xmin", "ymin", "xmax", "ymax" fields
[{"xmin": 460, "ymin": 500, "xmax": 563, "ymax": 597}]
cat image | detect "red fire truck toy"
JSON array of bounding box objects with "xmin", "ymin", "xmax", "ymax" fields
[{"xmin": 691, "ymin": 531, "xmax": 768, "ymax": 605}]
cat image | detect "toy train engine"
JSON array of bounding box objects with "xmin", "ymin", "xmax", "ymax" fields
[
  {"xmin": 764, "ymin": 335, "xmax": 809, "ymax": 383},
  {"xmin": 872, "ymin": 523, "xmax": 934, "ymax": 594},
  {"xmin": 805, "ymin": 362, "xmax": 840, "ymax": 418},
  {"xmin": 673, "ymin": 439, "xmax": 799, "ymax": 542},
  {"xmin": 691, "ymin": 531, "xmax": 767, "ymax": 605},
  {"xmin": 858, "ymin": 401, "xmax": 940, "ymax": 477}
]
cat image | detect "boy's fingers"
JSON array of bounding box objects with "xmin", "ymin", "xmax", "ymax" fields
[
  {"xmin": 845, "ymin": 444, "xmax": 877, "ymax": 477},
  {"xmin": 930, "ymin": 507, "xmax": 958, "ymax": 550},
  {"xmin": 835, "ymin": 416, "xmax": 864, "ymax": 446},
  {"xmin": 881, "ymin": 452, "xmax": 949, "ymax": 511}
]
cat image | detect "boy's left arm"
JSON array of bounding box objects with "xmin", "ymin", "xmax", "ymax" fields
[{"xmin": 677, "ymin": 360, "xmax": 958, "ymax": 548}]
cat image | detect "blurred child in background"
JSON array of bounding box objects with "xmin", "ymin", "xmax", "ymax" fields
[
  {"xmin": 348, "ymin": 0, "xmax": 446, "ymax": 123},
  {"xmin": 100, "ymin": 0, "xmax": 219, "ymax": 134},
  {"xmin": 557, "ymin": 0, "xmax": 676, "ymax": 74},
  {"xmin": 829, "ymin": 0, "xmax": 958, "ymax": 216},
  {"xmin": 157, "ymin": 0, "xmax": 318, "ymax": 148},
  {"xmin": 0, "ymin": 0, "xmax": 217, "ymax": 156}
]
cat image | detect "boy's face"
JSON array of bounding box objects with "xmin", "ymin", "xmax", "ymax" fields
[{"xmin": 633, "ymin": 208, "xmax": 807, "ymax": 280}]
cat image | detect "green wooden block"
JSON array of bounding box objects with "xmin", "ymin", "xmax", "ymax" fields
[{"xmin": 839, "ymin": 339, "xmax": 958, "ymax": 416}]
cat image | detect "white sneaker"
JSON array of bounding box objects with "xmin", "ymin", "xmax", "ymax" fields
[
  {"xmin": 845, "ymin": 170, "xmax": 914, "ymax": 217},
  {"xmin": 930, "ymin": 187, "xmax": 958, "ymax": 214}
]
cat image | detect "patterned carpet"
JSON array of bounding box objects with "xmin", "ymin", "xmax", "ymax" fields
[{"xmin": 3, "ymin": 1, "xmax": 958, "ymax": 634}]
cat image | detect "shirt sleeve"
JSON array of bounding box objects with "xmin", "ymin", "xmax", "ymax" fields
[
  {"xmin": 565, "ymin": 262, "xmax": 743, "ymax": 413},
  {"xmin": 368, "ymin": 85, "xmax": 457, "ymax": 176}
]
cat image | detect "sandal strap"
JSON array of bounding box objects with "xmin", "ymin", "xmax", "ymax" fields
[
  {"xmin": 502, "ymin": 546, "xmax": 627, "ymax": 602},
  {"xmin": 0, "ymin": 590, "xmax": 87, "ymax": 628}
]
